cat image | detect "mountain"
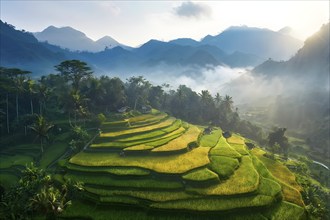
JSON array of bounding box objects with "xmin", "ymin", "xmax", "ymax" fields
[
  {"xmin": 0, "ymin": 20, "xmax": 66, "ymax": 75},
  {"xmin": 34, "ymin": 26, "xmax": 129, "ymax": 52},
  {"xmin": 201, "ymin": 26, "xmax": 303, "ymax": 61},
  {"xmin": 253, "ymin": 23, "xmax": 329, "ymax": 87},
  {"xmin": 249, "ymin": 23, "xmax": 329, "ymax": 149},
  {"xmin": 168, "ymin": 38, "xmax": 200, "ymax": 47}
]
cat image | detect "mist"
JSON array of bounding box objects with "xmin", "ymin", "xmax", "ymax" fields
[{"xmin": 108, "ymin": 62, "xmax": 329, "ymax": 135}]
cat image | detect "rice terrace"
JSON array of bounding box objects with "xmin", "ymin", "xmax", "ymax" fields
[
  {"xmin": 51, "ymin": 110, "xmax": 305, "ymax": 219},
  {"xmin": 1, "ymin": 1, "xmax": 329, "ymax": 219}
]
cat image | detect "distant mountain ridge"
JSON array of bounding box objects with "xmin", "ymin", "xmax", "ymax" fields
[
  {"xmin": 1, "ymin": 20, "xmax": 316, "ymax": 77},
  {"xmin": 34, "ymin": 26, "xmax": 131, "ymax": 52},
  {"xmin": 0, "ymin": 21, "xmax": 66, "ymax": 74},
  {"xmin": 201, "ymin": 25, "xmax": 303, "ymax": 60},
  {"xmin": 253, "ymin": 23, "xmax": 329, "ymax": 88}
]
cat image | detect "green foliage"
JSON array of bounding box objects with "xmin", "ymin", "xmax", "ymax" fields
[
  {"xmin": 182, "ymin": 167, "xmax": 219, "ymax": 182},
  {"xmin": 199, "ymin": 128, "xmax": 222, "ymax": 148},
  {"xmin": 188, "ymin": 156, "xmax": 259, "ymax": 196},
  {"xmin": 262, "ymin": 201, "xmax": 306, "ymax": 220},
  {"xmin": 97, "ymin": 113, "xmax": 106, "ymax": 126},
  {"xmin": 64, "ymin": 173, "xmax": 183, "ymax": 189},
  {"xmin": 66, "ymin": 163, "xmax": 150, "ymax": 176},
  {"xmin": 0, "ymin": 163, "xmax": 71, "ymax": 219},
  {"xmin": 29, "ymin": 114, "xmax": 54, "ymax": 154},
  {"xmin": 151, "ymin": 125, "xmax": 200, "ymax": 152},
  {"xmin": 268, "ymin": 127, "xmax": 290, "ymax": 158},
  {"xmin": 209, "ymin": 156, "xmax": 239, "ymax": 178},
  {"xmin": 70, "ymin": 146, "xmax": 210, "ymax": 174},
  {"xmin": 209, "ymin": 137, "xmax": 242, "ymax": 159},
  {"xmin": 69, "ymin": 125, "xmax": 90, "ymax": 152}
]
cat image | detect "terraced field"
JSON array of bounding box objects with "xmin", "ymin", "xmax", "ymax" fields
[{"xmin": 60, "ymin": 111, "xmax": 306, "ymax": 219}]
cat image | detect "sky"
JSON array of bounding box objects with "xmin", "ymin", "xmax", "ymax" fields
[{"xmin": 0, "ymin": 1, "xmax": 329, "ymax": 47}]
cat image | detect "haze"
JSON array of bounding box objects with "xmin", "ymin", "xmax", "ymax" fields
[{"xmin": 1, "ymin": 1, "xmax": 329, "ymax": 47}]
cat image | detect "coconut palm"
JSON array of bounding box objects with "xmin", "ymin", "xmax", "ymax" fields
[
  {"xmin": 30, "ymin": 115, "xmax": 54, "ymax": 154},
  {"xmin": 223, "ymin": 95, "xmax": 233, "ymax": 112}
]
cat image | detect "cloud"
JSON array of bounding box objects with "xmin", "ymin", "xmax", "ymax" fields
[{"xmin": 173, "ymin": 1, "xmax": 211, "ymax": 19}]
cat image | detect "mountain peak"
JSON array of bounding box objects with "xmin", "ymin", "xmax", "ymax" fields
[{"xmin": 34, "ymin": 26, "xmax": 125, "ymax": 52}]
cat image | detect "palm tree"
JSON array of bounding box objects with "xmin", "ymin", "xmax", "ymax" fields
[
  {"xmin": 223, "ymin": 95, "xmax": 234, "ymax": 113},
  {"xmin": 30, "ymin": 115, "xmax": 54, "ymax": 154},
  {"xmin": 214, "ymin": 92, "xmax": 222, "ymax": 107}
]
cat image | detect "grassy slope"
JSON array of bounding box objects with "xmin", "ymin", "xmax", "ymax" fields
[
  {"xmin": 151, "ymin": 125, "xmax": 200, "ymax": 152},
  {"xmin": 69, "ymin": 146, "xmax": 210, "ymax": 174},
  {"xmin": 251, "ymin": 148, "xmax": 304, "ymax": 207},
  {"xmin": 182, "ymin": 167, "xmax": 219, "ymax": 182},
  {"xmin": 100, "ymin": 117, "xmax": 176, "ymax": 138},
  {"xmin": 188, "ymin": 156, "xmax": 259, "ymax": 195},
  {"xmin": 209, "ymin": 156, "xmax": 239, "ymax": 178},
  {"xmin": 199, "ymin": 129, "xmax": 222, "ymax": 148},
  {"xmin": 210, "ymin": 137, "xmax": 242, "ymax": 159}
]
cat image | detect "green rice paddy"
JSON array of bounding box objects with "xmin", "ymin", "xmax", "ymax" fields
[{"xmin": 1, "ymin": 110, "xmax": 306, "ymax": 219}]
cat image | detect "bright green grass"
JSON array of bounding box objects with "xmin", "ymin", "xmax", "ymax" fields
[
  {"xmin": 92, "ymin": 120, "xmax": 184, "ymax": 149},
  {"xmin": 262, "ymin": 201, "xmax": 306, "ymax": 220},
  {"xmin": 123, "ymin": 128, "xmax": 185, "ymax": 151},
  {"xmin": 39, "ymin": 143, "xmax": 68, "ymax": 169},
  {"xmin": 1, "ymin": 144, "xmax": 39, "ymax": 157},
  {"xmin": 182, "ymin": 167, "xmax": 219, "ymax": 182},
  {"xmin": 226, "ymin": 134, "xmax": 245, "ymax": 145},
  {"xmin": 101, "ymin": 113, "xmax": 168, "ymax": 131},
  {"xmin": 66, "ymin": 163, "xmax": 150, "ymax": 176},
  {"xmin": 61, "ymin": 200, "xmax": 269, "ymax": 220},
  {"xmin": 0, "ymin": 172, "xmax": 19, "ymax": 189},
  {"xmin": 228, "ymin": 143, "xmax": 249, "ymax": 155},
  {"xmin": 110, "ymin": 120, "xmax": 182, "ymax": 142},
  {"xmin": 151, "ymin": 126, "xmax": 200, "ymax": 152},
  {"xmin": 188, "ymin": 156, "xmax": 259, "ymax": 195},
  {"xmin": 251, "ymin": 148, "xmax": 304, "ymax": 207},
  {"xmin": 99, "ymin": 195, "xmax": 140, "ymax": 205},
  {"xmin": 128, "ymin": 113, "xmax": 167, "ymax": 126},
  {"xmin": 64, "ymin": 173, "xmax": 183, "ymax": 189},
  {"xmin": 200, "ymin": 129, "xmax": 222, "ymax": 148},
  {"xmin": 209, "ymin": 156, "xmax": 239, "ymax": 178},
  {"xmin": 0, "ymin": 154, "xmax": 34, "ymax": 169},
  {"xmin": 258, "ymin": 177, "xmax": 282, "ymax": 197},
  {"xmin": 100, "ymin": 118, "xmax": 176, "ymax": 138},
  {"xmin": 152, "ymin": 176, "xmax": 280, "ymax": 212},
  {"xmin": 150, "ymin": 195, "xmax": 273, "ymax": 212},
  {"xmin": 69, "ymin": 147, "xmax": 210, "ymax": 174},
  {"xmin": 85, "ymin": 186, "xmax": 199, "ymax": 202},
  {"xmin": 209, "ymin": 137, "xmax": 242, "ymax": 159}
]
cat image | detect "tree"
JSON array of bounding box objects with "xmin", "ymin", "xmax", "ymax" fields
[
  {"xmin": 99, "ymin": 76, "xmax": 126, "ymax": 112},
  {"xmin": 214, "ymin": 92, "xmax": 222, "ymax": 107},
  {"xmin": 69, "ymin": 125, "xmax": 90, "ymax": 152},
  {"xmin": 126, "ymin": 76, "xmax": 151, "ymax": 110},
  {"xmin": 199, "ymin": 90, "xmax": 215, "ymax": 122},
  {"xmin": 223, "ymin": 95, "xmax": 233, "ymax": 113},
  {"xmin": 148, "ymin": 85, "xmax": 164, "ymax": 109},
  {"xmin": 268, "ymin": 127, "xmax": 289, "ymax": 158},
  {"xmin": 3, "ymin": 68, "xmax": 31, "ymax": 123},
  {"xmin": 29, "ymin": 115, "xmax": 54, "ymax": 155},
  {"xmin": 55, "ymin": 60, "xmax": 93, "ymax": 91},
  {"xmin": 0, "ymin": 163, "xmax": 71, "ymax": 219}
]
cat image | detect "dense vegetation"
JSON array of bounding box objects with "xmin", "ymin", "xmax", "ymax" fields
[{"xmin": 0, "ymin": 60, "xmax": 329, "ymax": 219}]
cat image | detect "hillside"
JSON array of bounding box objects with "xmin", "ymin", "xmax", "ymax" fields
[
  {"xmin": 241, "ymin": 23, "xmax": 330, "ymax": 154},
  {"xmin": 34, "ymin": 26, "xmax": 130, "ymax": 52},
  {"xmin": 201, "ymin": 26, "xmax": 303, "ymax": 60},
  {"xmin": 43, "ymin": 110, "xmax": 305, "ymax": 219},
  {"xmin": 0, "ymin": 21, "xmax": 66, "ymax": 74},
  {"xmin": 253, "ymin": 23, "xmax": 329, "ymax": 88}
]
